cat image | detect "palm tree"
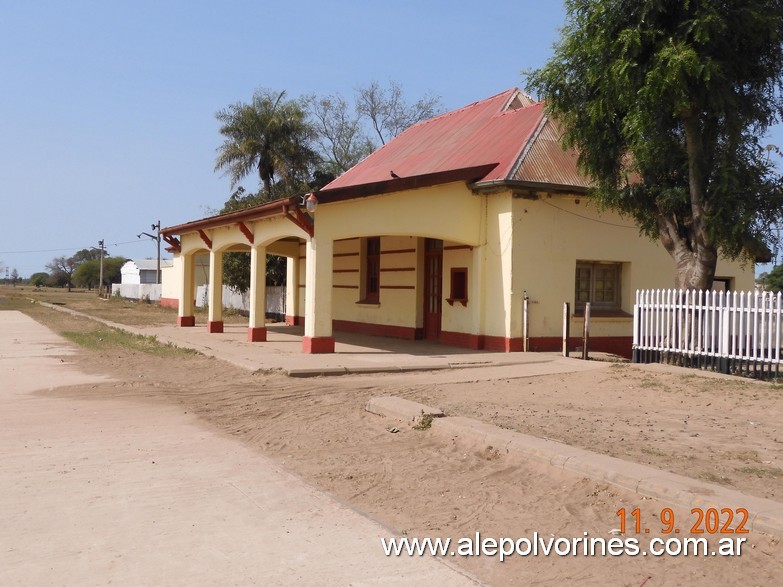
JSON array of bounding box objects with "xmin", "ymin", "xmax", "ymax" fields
[{"xmin": 214, "ymin": 89, "xmax": 317, "ymax": 199}]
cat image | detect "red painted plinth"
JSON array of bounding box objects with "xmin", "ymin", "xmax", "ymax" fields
[
  {"xmin": 207, "ymin": 321, "xmax": 224, "ymax": 334},
  {"xmin": 302, "ymin": 336, "xmax": 335, "ymax": 354},
  {"xmin": 178, "ymin": 316, "xmax": 195, "ymax": 327},
  {"xmin": 247, "ymin": 327, "xmax": 267, "ymax": 342}
]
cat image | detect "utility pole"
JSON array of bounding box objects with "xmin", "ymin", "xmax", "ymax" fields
[
  {"xmin": 138, "ymin": 221, "xmax": 162, "ymax": 284},
  {"xmin": 153, "ymin": 221, "xmax": 161, "ymax": 284},
  {"xmin": 98, "ymin": 239, "xmax": 105, "ymax": 297}
]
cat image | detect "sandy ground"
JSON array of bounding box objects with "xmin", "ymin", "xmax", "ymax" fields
[
  {"xmin": 402, "ymin": 363, "xmax": 783, "ymax": 501},
  {"xmin": 3, "ymin": 293, "xmax": 783, "ymax": 585},
  {"xmin": 0, "ymin": 311, "xmax": 476, "ymax": 586}
]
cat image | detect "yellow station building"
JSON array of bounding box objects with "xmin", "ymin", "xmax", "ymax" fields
[{"xmin": 161, "ymin": 89, "xmax": 755, "ymax": 356}]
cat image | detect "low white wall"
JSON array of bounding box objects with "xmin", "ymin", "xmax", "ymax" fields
[
  {"xmin": 195, "ymin": 285, "xmax": 286, "ymax": 316},
  {"xmin": 112, "ymin": 283, "xmax": 162, "ymax": 301},
  {"xmin": 114, "ymin": 282, "xmax": 286, "ymax": 316}
]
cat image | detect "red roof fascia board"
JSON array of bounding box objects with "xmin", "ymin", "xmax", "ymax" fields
[
  {"xmin": 317, "ymin": 164, "xmax": 499, "ymax": 203},
  {"xmin": 161, "ymin": 196, "xmax": 297, "ymax": 236}
]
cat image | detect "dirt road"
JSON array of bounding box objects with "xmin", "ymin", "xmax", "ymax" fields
[{"xmin": 2, "ymin": 295, "xmax": 782, "ymax": 585}]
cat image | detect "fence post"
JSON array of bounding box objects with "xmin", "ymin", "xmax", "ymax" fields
[
  {"xmin": 719, "ymin": 293, "xmax": 730, "ymax": 374},
  {"xmin": 563, "ymin": 302, "xmax": 570, "ymax": 357},
  {"xmin": 582, "ymin": 302, "xmax": 591, "ymax": 360},
  {"xmin": 632, "ymin": 292, "xmax": 639, "ymax": 363}
]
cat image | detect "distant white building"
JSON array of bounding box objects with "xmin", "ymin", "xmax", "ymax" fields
[{"xmin": 120, "ymin": 259, "xmax": 173, "ymax": 285}]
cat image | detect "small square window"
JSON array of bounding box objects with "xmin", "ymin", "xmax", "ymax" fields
[
  {"xmin": 447, "ymin": 267, "xmax": 468, "ymax": 306},
  {"xmin": 575, "ymin": 261, "xmax": 621, "ymax": 313}
]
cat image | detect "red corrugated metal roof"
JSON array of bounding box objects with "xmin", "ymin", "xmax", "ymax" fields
[
  {"xmin": 511, "ymin": 118, "xmax": 590, "ymax": 190},
  {"xmin": 322, "ymin": 89, "xmax": 546, "ymax": 191}
]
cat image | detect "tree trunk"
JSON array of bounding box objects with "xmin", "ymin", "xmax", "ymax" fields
[
  {"xmin": 657, "ymin": 215, "xmax": 718, "ymax": 291},
  {"xmin": 655, "ymin": 111, "xmax": 718, "ymax": 291},
  {"xmin": 672, "ymin": 249, "xmax": 717, "ymax": 290}
]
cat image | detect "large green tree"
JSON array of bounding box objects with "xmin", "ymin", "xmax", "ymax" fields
[
  {"xmin": 46, "ymin": 256, "xmax": 79, "ymax": 291},
  {"xmin": 527, "ymin": 0, "xmax": 783, "ymax": 290},
  {"xmin": 759, "ymin": 264, "xmax": 783, "ymax": 292},
  {"xmin": 214, "ymin": 89, "xmax": 318, "ymax": 198},
  {"xmin": 29, "ymin": 272, "xmax": 49, "ymax": 287},
  {"xmin": 73, "ymin": 257, "xmax": 126, "ymax": 290},
  {"xmin": 215, "ymin": 90, "xmax": 320, "ymax": 294}
]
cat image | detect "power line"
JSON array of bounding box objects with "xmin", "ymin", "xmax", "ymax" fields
[
  {"xmin": 541, "ymin": 199, "xmax": 637, "ymax": 228},
  {"xmin": 0, "ymin": 239, "xmax": 146, "ymax": 255}
]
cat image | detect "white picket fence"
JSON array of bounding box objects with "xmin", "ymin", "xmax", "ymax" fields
[{"xmin": 633, "ymin": 289, "xmax": 783, "ymax": 378}]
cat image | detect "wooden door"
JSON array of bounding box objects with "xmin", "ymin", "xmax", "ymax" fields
[{"xmin": 423, "ymin": 239, "xmax": 443, "ymax": 340}]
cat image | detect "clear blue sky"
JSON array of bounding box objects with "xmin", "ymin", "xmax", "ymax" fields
[{"xmin": 0, "ymin": 1, "xmax": 780, "ymax": 277}]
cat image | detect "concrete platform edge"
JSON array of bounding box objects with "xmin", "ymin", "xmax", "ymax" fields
[{"xmin": 368, "ymin": 395, "xmax": 783, "ymax": 537}]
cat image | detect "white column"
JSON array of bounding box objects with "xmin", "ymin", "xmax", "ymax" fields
[
  {"xmin": 471, "ymin": 243, "xmax": 487, "ymax": 344},
  {"xmin": 302, "ymin": 236, "xmax": 334, "ymax": 353},
  {"xmin": 207, "ymin": 249, "xmax": 223, "ymax": 333},
  {"xmin": 177, "ymin": 253, "xmax": 195, "ymax": 327},
  {"xmin": 285, "ymin": 255, "xmax": 300, "ymax": 325},
  {"xmin": 247, "ymin": 245, "xmax": 267, "ymax": 341}
]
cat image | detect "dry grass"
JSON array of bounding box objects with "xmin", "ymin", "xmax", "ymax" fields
[{"xmin": 0, "ymin": 285, "xmax": 247, "ymax": 326}]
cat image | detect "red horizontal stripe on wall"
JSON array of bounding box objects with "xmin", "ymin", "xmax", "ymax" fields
[
  {"xmin": 333, "ymin": 319, "xmax": 416, "ymax": 340},
  {"xmin": 160, "ymin": 297, "xmax": 179, "ymax": 309},
  {"xmin": 380, "ymin": 248, "xmax": 415, "ymax": 255}
]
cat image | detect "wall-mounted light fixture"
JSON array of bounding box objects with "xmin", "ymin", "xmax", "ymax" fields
[{"xmin": 305, "ymin": 192, "xmax": 319, "ymax": 213}]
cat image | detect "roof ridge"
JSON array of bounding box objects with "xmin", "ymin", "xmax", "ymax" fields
[
  {"xmin": 331, "ymin": 89, "xmax": 522, "ymax": 177},
  {"xmin": 493, "ymin": 101, "xmax": 544, "ymax": 119},
  {"xmin": 506, "ymin": 114, "xmax": 549, "ymax": 179},
  {"xmin": 321, "ymin": 87, "xmax": 548, "ymax": 192},
  {"xmin": 407, "ymin": 88, "xmax": 519, "ymax": 129}
]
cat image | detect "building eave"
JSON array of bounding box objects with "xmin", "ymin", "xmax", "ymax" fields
[
  {"xmin": 317, "ymin": 164, "xmax": 500, "ymax": 204},
  {"xmin": 161, "ymin": 196, "xmax": 298, "ymax": 237},
  {"xmin": 470, "ymin": 179, "xmax": 589, "ymax": 196}
]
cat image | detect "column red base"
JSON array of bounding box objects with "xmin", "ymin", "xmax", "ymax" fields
[
  {"xmin": 207, "ymin": 321, "xmax": 224, "ymax": 333},
  {"xmin": 247, "ymin": 327, "xmax": 267, "ymax": 342},
  {"xmin": 302, "ymin": 336, "xmax": 335, "ymax": 353},
  {"xmin": 178, "ymin": 316, "xmax": 195, "ymax": 327}
]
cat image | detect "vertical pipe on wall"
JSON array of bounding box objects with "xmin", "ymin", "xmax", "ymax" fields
[{"xmin": 522, "ymin": 293, "xmax": 529, "ymax": 352}]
